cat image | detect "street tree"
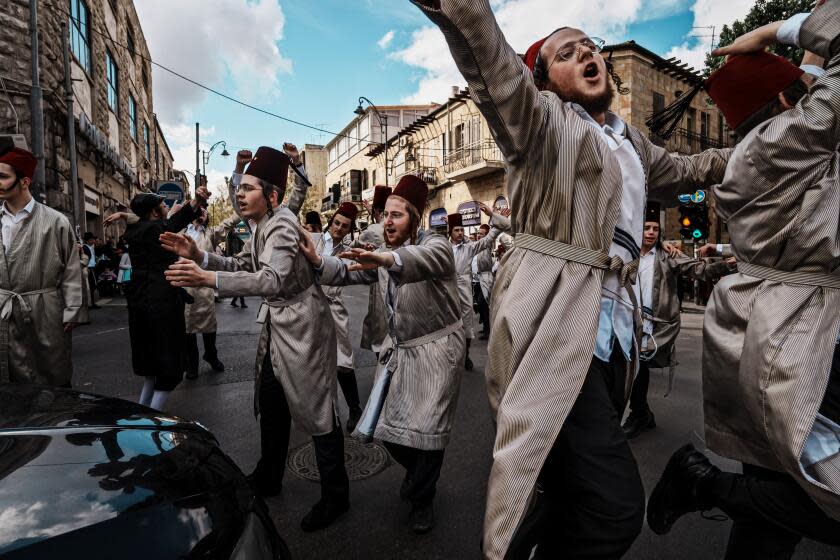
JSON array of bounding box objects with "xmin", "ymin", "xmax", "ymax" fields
[{"xmin": 704, "ymin": 0, "xmax": 812, "ymax": 75}]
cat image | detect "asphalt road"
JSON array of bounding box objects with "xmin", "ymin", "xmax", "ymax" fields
[{"xmin": 73, "ymin": 289, "xmax": 839, "ymax": 559}]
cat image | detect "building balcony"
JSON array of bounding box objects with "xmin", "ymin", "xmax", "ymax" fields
[
  {"xmin": 398, "ymin": 166, "xmax": 439, "ymax": 185},
  {"xmin": 443, "ymin": 141, "xmax": 504, "ymax": 181}
]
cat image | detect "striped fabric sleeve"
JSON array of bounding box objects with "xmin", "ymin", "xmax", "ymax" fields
[
  {"xmin": 410, "ymin": 0, "xmax": 548, "ymax": 163},
  {"xmin": 392, "ymin": 235, "xmax": 456, "ymax": 284},
  {"xmin": 800, "ymin": 3, "xmax": 840, "ymax": 61},
  {"xmin": 317, "ymin": 254, "xmax": 379, "ymax": 287}
]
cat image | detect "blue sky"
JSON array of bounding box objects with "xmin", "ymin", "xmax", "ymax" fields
[{"xmin": 134, "ymin": 0, "xmax": 753, "ymax": 195}]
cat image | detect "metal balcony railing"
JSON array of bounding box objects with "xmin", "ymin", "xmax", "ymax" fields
[
  {"xmin": 652, "ymin": 128, "xmax": 729, "ymax": 154},
  {"xmin": 443, "ymin": 140, "xmax": 504, "ymax": 174}
]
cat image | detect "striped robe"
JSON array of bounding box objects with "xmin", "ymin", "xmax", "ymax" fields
[
  {"xmin": 356, "ymin": 222, "xmax": 389, "ymax": 352},
  {"xmin": 0, "ymin": 202, "xmax": 85, "ymax": 386},
  {"xmin": 411, "ymin": 1, "xmax": 731, "ymax": 556},
  {"xmin": 204, "ymin": 173, "xmax": 338, "ymax": 436},
  {"xmin": 474, "ymin": 245, "xmax": 495, "ymax": 302},
  {"xmin": 314, "ymin": 232, "xmax": 355, "ymax": 370},
  {"xmin": 318, "ymin": 230, "xmax": 465, "ymax": 450},
  {"xmin": 703, "ymin": 6, "xmax": 840, "ymax": 520},
  {"xmin": 184, "ymin": 215, "xmax": 238, "ymax": 334},
  {"xmin": 452, "ymin": 214, "xmax": 509, "ymax": 339}
]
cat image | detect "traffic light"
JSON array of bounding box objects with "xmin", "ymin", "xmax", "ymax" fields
[{"xmin": 678, "ymin": 204, "xmax": 709, "ymax": 240}]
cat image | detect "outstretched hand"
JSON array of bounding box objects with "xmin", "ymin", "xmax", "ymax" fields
[
  {"xmin": 712, "ymin": 21, "xmax": 783, "ymax": 57},
  {"xmin": 479, "ymin": 202, "xmax": 492, "ymax": 217},
  {"xmin": 164, "ymin": 258, "xmax": 215, "ymax": 288},
  {"xmin": 662, "ymin": 242, "xmax": 681, "ymax": 258},
  {"xmin": 697, "ymin": 243, "xmax": 718, "ymax": 258},
  {"xmin": 298, "ymin": 225, "xmax": 322, "ymax": 267},
  {"xmin": 337, "ymin": 248, "xmax": 395, "ymax": 272},
  {"xmin": 160, "ymin": 231, "xmax": 202, "ymax": 262},
  {"xmin": 103, "ymin": 212, "xmax": 126, "ymax": 226}
]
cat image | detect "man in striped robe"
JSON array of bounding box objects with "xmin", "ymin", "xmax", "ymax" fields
[
  {"xmin": 410, "ymin": 1, "xmax": 732, "ymax": 558},
  {"xmin": 648, "ymin": 6, "xmax": 840, "ymax": 557},
  {"xmin": 0, "ymin": 147, "xmax": 85, "ymax": 387}
]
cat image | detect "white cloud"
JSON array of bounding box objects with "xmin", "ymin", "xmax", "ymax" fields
[
  {"xmin": 135, "ymin": 0, "xmax": 291, "ymax": 186},
  {"xmin": 378, "ymin": 30, "xmax": 396, "ymax": 49},
  {"xmin": 665, "ymin": 0, "xmax": 754, "ymax": 72}
]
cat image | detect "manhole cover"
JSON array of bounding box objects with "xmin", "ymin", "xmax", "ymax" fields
[{"xmin": 287, "ymin": 438, "xmax": 391, "ymax": 482}]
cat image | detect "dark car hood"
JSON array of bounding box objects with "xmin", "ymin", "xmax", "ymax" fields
[
  {"xmin": 0, "ymin": 385, "xmax": 202, "ymax": 432},
  {"xmin": 0, "ymin": 386, "xmax": 249, "ymax": 557}
]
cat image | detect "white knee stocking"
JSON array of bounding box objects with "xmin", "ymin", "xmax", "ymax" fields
[
  {"xmin": 139, "ymin": 377, "xmax": 155, "ymax": 407},
  {"xmin": 150, "ymin": 390, "xmax": 171, "ymax": 411}
]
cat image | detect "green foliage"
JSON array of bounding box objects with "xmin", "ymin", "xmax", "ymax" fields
[{"xmin": 704, "ymin": 0, "xmax": 812, "ymax": 75}]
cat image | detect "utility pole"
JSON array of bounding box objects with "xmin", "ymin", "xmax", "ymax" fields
[
  {"xmin": 62, "ymin": 21, "xmax": 81, "ymax": 233},
  {"xmin": 29, "ymin": 0, "xmax": 46, "ymax": 202},
  {"xmin": 195, "ymin": 122, "xmax": 200, "ymax": 195}
]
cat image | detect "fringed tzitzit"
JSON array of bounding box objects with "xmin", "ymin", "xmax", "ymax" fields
[{"xmin": 645, "ymin": 83, "xmax": 703, "ymax": 140}]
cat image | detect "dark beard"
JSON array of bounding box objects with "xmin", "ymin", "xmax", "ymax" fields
[{"xmin": 570, "ymin": 83, "xmax": 614, "ymax": 117}]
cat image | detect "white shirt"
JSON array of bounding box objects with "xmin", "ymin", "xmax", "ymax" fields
[
  {"xmin": 186, "ymin": 224, "xmax": 204, "ymax": 242},
  {"xmin": 574, "ymin": 107, "xmax": 646, "ymax": 363},
  {"xmin": 0, "ymin": 197, "xmax": 35, "ymax": 253},
  {"xmin": 638, "ymin": 248, "xmax": 657, "ymax": 336}
]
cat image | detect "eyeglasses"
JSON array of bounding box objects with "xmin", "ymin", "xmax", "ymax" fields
[
  {"xmin": 546, "ymin": 37, "xmax": 605, "ymax": 73},
  {"xmin": 235, "ymin": 183, "xmax": 262, "ymax": 194}
]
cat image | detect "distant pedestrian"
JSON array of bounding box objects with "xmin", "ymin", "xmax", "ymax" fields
[
  {"xmin": 0, "ymin": 146, "xmax": 86, "ymax": 387},
  {"xmin": 82, "ymin": 232, "xmax": 100, "ymax": 309}
]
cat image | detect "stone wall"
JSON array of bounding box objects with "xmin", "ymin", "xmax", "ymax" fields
[{"xmin": 0, "ymin": 0, "xmax": 172, "ymax": 238}]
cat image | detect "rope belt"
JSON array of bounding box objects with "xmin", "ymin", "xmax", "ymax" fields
[
  {"xmin": 256, "ymin": 282, "xmax": 315, "ymax": 324},
  {"xmin": 738, "ymin": 261, "xmax": 840, "ymax": 289},
  {"xmin": 0, "ymin": 287, "xmax": 59, "ymax": 383},
  {"xmin": 515, "ymin": 234, "xmax": 639, "ymax": 287}
]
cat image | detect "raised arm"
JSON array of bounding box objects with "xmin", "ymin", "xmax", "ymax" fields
[
  {"xmin": 282, "ymin": 143, "xmax": 309, "ymax": 216},
  {"xmin": 215, "ymin": 219, "xmax": 295, "ymax": 297},
  {"xmin": 410, "ymin": 0, "xmax": 547, "ymax": 163},
  {"xmin": 391, "ymin": 233, "xmax": 456, "ymax": 285},
  {"xmin": 318, "ymin": 254, "xmax": 380, "ymax": 286},
  {"xmin": 463, "ymin": 210, "xmax": 511, "ymax": 259}
]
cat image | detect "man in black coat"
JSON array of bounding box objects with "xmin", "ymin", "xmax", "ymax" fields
[{"xmin": 124, "ymin": 187, "xmax": 209, "ymax": 410}]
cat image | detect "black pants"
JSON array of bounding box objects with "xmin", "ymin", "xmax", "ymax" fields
[
  {"xmin": 508, "ymin": 348, "xmax": 645, "ymax": 560},
  {"xmin": 87, "ymin": 268, "xmax": 97, "ymax": 304},
  {"xmin": 473, "ymin": 282, "xmax": 490, "ymax": 333},
  {"xmin": 232, "ymin": 296, "xmax": 246, "ymax": 306},
  {"xmin": 383, "ymin": 441, "xmax": 445, "ymax": 508},
  {"xmin": 337, "ymin": 367, "xmax": 361, "ymax": 410},
  {"xmin": 185, "ymin": 332, "xmax": 218, "ymax": 372},
  {"xmin": 257, "ymin": 350, "xmax": 349, "ymax": 504},
  {"xmin": 628, "ymin": 362, "xmax": 650, "ymax": 415},
  {"xmin": 704, "ymin": 343, "xmax": 840, "ymax": 559}
]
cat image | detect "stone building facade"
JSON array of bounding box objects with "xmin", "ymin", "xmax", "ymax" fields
[
  {"xmin": 0, "ymin": 0, "xmax": 173, "ymax": 241},
  {"xmin": 345, "ymin": 43, "xmax": 732, "ymax": 244}
]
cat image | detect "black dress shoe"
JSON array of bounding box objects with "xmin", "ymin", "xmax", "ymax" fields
[
  {"xmin": 346, "ymin": 407, "xmax": 362, "ymax": 433},
  {"xmin": 300, "ymin": 499, "xmax": 349, "ymax": 532},
  {"xmin": 241, "ymin": 302, "xmax": 248, "ymax": 308},
  {"xmin": 410, "ymin": 503, "xmax": 435, "ymax": 534},
  {"xmin": 622, "ymin": 410, "xmax": 656, "ymax": 440},
  {"xmin": 204, "ymin": 355, "xmax": 225, "ymax": 372},
  {"xmin": 230, "ymin": 301, "xmax": 239, "ymax": 308},
  {"xmin": 464, "ymin": 356, "xmax": 474, "ymax": 371},
  {"xmin": 247, "ymin": 471, "xmax": 283, "ymax": 498},
  {"xmin": 186, "ymin": 368, "xmax": 198, "ymax": 380},
  {"xmin": 647, "ymin": 443, "xmax": 720, "ymax": 535}
]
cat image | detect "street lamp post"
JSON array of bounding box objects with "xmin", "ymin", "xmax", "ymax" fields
[
  {"xmin": 355, "ymin": 97, "xmax": 389, "ymax": 188},
  {"xmin": 201, "ymin": 140, "xmax": 231, "ymax": 178}
]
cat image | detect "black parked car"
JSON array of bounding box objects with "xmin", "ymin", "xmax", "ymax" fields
[{"xmin": 0, "ymin": 385, "xmax": 289, "ymax": 559}]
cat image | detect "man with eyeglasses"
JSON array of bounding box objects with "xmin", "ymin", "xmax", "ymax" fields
[
  {"xmin": 410, "ymin": 2, "xmax": 732, "ymax": 558},
  {"xmin": 160, "ymin": 144, "xmax": 350, "ymax": 532}
]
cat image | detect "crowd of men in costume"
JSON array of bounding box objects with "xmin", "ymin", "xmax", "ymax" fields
[{"xmin": 0, "ymin": 0, "xmax": 838, "ymax": 557}]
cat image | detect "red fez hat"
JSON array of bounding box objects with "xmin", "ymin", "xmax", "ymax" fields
[
  {"xmin": 524, "ymin": 38, "xmax": 547, "ymax": 73},
  {"xmin": 392, "ymin": 175, "xmax": 428, "ymax": 215},
  {"xmin": 706, "ymin": 52, "xmax": 803, "ymax": 130},
  {"xmin": 336, "ymin": 201, "xmax": 359, "ymax": 221},
  {"xmin": 448, "ymin": 212, "xmax": 463, "ymax": 229},
  {"xmin": 372, "ymin": 185, "xmax": 392, "ymax": 209},
  {"xmin": 244, "ymin": 146, "xmax": 290, "ymax": 191},
  {"xmin": 0, "ymin": 147, "xmax": 37, "ymax": 180},
  {"xmin": 648, "ymin": 51, "xmax": 804, "ymax": 139}
]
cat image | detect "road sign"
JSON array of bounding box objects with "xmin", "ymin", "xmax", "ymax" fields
[
  {"xmin": 234, "ymin": 221, "xmax": 251, "ymax": 241},
  {"xmin": 156, "ymin": 181, "xmax": 184, "ymax": 208},
  {"xmin": 677, "ymin": 193, "xmax": 692, "ymax": 204},
  {"xmin": 690, "ymin": 190, "xmax": 706, "ymax": 204}
]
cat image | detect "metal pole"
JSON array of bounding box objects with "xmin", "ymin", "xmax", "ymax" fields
[
  {"xmin": 382, "ymin": 116, "xmax": 388, "ymax": 188},
  {"xmin": 202, "ymin": 150, "xmax": 206, "ymax": 177},
  {"xmin": 29, "ymin": 0, "xmax": 46, "ymax": 202},
  {"xmin": 195, "ymin": 122, "xmax": 200, "ymax": 196},
  {"xmin": 61, "ymin": 21, "xmax": 81, "ymax": 233}
]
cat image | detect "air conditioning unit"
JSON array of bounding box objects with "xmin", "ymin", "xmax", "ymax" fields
[{"xmin": 0, "ymin": 134, "xmax": 29, "ymax": 151}]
